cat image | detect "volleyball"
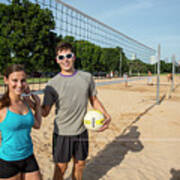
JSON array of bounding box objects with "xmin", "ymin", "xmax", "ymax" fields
[{"xmin": 84, "ymin": 110, "xmax": 104, "ymax": 131}]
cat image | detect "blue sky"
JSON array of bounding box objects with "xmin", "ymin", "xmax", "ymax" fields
[
  {"xmin": 60, "ymin": 0, "xmax": 180, "ymax": 62},
  {"xmin": 1, "ymin": 0, "xmax": 179, "ymax": 62}
]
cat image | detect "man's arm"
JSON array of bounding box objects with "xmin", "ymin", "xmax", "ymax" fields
[
  {"xmin": 41, "ymin": 84, "xmax": 57, "ymax": 117},
  {"xmin": 41, "ymin": 105, "xmax": 52, "ymax": 117},
  {"xmin": 24, "ymin": 96, "xmax": 52, "ymax": 117},
  {"xmin": 89, "ymin": 95, "xmax": 111, "ymax": 132}
]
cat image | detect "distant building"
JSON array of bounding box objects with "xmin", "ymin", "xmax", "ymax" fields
[
  {"xmin": 178, "ymin": 60, "xmax": 180, "ymax": 66},
  {"xmin": 150, "ymin": 56, "xmax": 157, "ymax": 64},
  {"xmin": 131, "ymin": 53, "xmax": 136, "ymax": 60},
  {"xmin": 164, "ymin": 57, "xmax": 169, "ymax": 63}
]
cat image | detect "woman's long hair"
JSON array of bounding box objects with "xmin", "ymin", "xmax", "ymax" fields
[{"xmin": 0, "ymin": 64, "xmax": 25, "ymax": 109}]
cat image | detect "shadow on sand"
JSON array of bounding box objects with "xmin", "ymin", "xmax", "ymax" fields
[
  {"xmin": 65, "ymin": 93, "xmax": 167, "ymax": 180},
  {"xmin": 82, "ymin": 126, "xmax": 143, "ymax": 179},
  {"xmin": 121, "ymin": 94, "xmax": 166, "ymax": 135},
  {"xmin": 174, "ymin": 83, "xmax": 180, "ymax": 91},
  {"xmin": 81, "ymin": 94, "xmax": 167, "ymax": 180},
  {"xmin": 170, "ymin": 168, "xmax": 180, "ymax": 180}
]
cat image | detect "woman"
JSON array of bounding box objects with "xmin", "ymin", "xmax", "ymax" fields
[{"xmin": 0, "ymin": 64, "xmax": 42, "ymax": 180}]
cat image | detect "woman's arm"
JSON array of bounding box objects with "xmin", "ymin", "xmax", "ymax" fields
[
  {"xmin": 24, "ymin": 94, "xmax": 42, "ymax": 129},
  {"xmin": 23, "ymin": 85, "xmax": 42, "ymax": 129},
  {"xmin": 33, "ymin": 103, "xmax": 42, "ymax": 129},
  {"xmin": 0, "ymin": 108, "xmax": 8, "ymax": 142},
  {"xmin": 31, "ymin": 94, "xmax": 42, "ymax": 129}
]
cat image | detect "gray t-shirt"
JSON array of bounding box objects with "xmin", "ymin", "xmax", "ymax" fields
[{"xmin": 43, "ymin": 70, "xmax": 97, "ymax": 135}]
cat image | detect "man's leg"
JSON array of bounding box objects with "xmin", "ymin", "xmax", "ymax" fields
[
  {"xmin": 72, "ymin": 130, "xmax": 89, "ymax": 180},
  {"xmin": 72, "ymin": 158, "xmax": 86, "ymax": 180},
  {"xmin": 52, "ymin": 133, "xmax": 71, "ymax": 180},
  {"xmin": 53, "ymin": 163, "xmax": 68, "ymax": 180}
]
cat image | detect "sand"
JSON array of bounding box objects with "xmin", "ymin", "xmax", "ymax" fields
[{"xmin": 1, "ymin": 75, "xmax": 180, "ymax": 179}]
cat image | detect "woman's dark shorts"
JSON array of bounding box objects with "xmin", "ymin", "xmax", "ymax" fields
[
  {"xmin": 0, "ymin": 154, "xmax": 39, "ymax": 178},
  {"xmin": 53, "ymin": 130, "xmax": 89, "ymax": 163}
]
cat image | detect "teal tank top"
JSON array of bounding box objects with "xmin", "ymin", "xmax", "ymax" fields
[{"xmin": 0, "ymin": 106, "xmax": 34, "ymax": 161}]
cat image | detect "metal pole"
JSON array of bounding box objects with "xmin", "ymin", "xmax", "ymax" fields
[
  {"xmin": 119, "ymin": 51, "xmax": 122, "ymax": 77},
  {"xmin": 172, "ymin": 54, "xmax": 175, "ymax": 92},
  {"xmin": 156, "ymin": 44, "xmax": 160, "ymax": 104}
]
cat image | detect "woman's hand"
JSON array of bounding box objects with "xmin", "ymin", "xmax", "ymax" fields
[
  {"xmin": 23, "ymin": 85, "xmax": 41, "ymax": 110},
  {"xmin": 23, "ymin": 85, "xmax": 33, "ymax": 106},
  {"xmin": 31, "ymin": 94, "xmax": 41, "ymax": 108}
]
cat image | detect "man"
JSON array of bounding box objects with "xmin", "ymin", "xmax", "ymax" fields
[
  {"xmin": 167, "ymin": 73, "xmax": 172, "ymax": 82},
  {"xmin": 147, "ymin": 70, "xmax": 153, "ymax": 85},
  {"xmin": 123, "ymin": 72, "xmax": 128, "ymax": 87},
  {"xmin": 41, "ymin": 42, "xmax": 111, "ymax": 180}
]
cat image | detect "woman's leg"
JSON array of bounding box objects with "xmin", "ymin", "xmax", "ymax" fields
[
  {"xmin": 0, "ymin": 173, "xmax": 21, "ymax": 180},
  {"xmin": 21, "ymin": 171, "xmax": 41, "ymax": 180},
  {"xmin": 21, "ymin": 154, "xmax": 41, "ymax": 180}
]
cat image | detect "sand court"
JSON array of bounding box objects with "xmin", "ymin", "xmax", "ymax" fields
[{"xmin": 0, "ymin": 75, "xmax": 180, "ymax": 179}]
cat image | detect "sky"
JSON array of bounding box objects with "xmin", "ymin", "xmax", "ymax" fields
[
  {"xmin": 1, "ymin": 0, "xmax": 179, "ymax": 62},
  {"xmin": 60, "ymin": 0, "xmax": 180, "ymax": 62}
]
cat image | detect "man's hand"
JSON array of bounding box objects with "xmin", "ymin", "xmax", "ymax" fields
[{"xmin": 98, "ymin": 114, "xmax": 111, "ymax": 132}]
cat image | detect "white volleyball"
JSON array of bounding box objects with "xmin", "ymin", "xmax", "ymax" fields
[{"xmin": 84, "ymin": 110, "xmax": 104, "ymax": 131}]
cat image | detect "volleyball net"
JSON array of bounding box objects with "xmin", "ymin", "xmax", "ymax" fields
[{"xmin": 0, "ymin": 0, "xmax": 156, "ymax": 94}]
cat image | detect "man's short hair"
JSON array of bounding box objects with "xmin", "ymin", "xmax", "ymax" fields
[{"xmin": 56, "ymin": 42, "xmax": 73, "ymax": 55}]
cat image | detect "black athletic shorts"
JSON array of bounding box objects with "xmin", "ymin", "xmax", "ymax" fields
[
  {"xmin": 0, "ymin": 154, "xmax": 39, "ymax": 178},
  {"xmin": 53, "ymin": 130, "xmax": 89, "ymax": 163}
]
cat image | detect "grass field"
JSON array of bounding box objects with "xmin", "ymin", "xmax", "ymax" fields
[{"xmin": 0, "ymin": 77, "xmax": 50, "ymax": 85}]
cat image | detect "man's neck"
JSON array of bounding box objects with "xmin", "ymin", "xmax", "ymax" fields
[{"xmin": 60, "ymin": 69, "xmax": 76, "ymax": 76}]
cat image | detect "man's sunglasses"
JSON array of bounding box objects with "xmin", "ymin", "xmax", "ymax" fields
[{"xmin": 57, "ymin": 53, "xmax": 73, "ymax": 60}]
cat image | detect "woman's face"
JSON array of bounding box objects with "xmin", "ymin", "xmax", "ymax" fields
[{"xmin": 4, "ymin": 71, "xmax": 27, "ymax": 96}]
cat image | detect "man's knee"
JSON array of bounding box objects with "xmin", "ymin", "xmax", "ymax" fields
[
  {"xmin": 56, "ymin": 163, "xmax": 68, "ymax": 175},
  {"xmin": 74, "ymin": 160, "xmax": 86, "ymax": 171}
]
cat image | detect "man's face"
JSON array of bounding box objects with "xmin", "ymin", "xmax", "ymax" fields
[{"xmin": 56, "ymin": 49, "xmax": 75, "ymax": 73}]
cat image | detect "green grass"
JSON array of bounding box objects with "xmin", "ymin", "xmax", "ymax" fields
[
  {"xmin": 0, "ymin": 77, "xmax": 50, "ymax": 85},
  {"xmin": 27, "ymin": 77, "xmax": 50, "ymax": 84}
]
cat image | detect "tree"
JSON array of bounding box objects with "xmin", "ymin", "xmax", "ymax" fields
[
  {"xmin": 160, "ymin": 60, "xmax": 172, "ymax": 73},
  {"xmin": 99, "ymin": 47, "xmax": 120, "ymax": 73},
  {"xmin": 74, "ymin": 40, "xmax": 102, "ymax": 72},
  {"xmin": 0, "ymin": 0, "xmax": 57, "ymax": 73}
]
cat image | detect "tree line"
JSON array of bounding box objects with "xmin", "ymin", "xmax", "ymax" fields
[{"xmin": 0, "ymin": 0, "xmax": 178, "ymax": 76}]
